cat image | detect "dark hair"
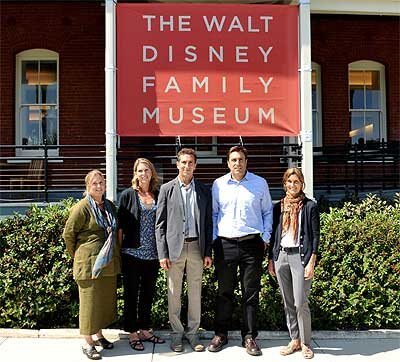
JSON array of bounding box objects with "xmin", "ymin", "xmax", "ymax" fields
[
  {"xmin": 227, "ymin": 145, "xmax": 248, "ymax": 160},
  {"xmin": 177, "ymin": 148, "xmax": 197, "ymax": 163}
]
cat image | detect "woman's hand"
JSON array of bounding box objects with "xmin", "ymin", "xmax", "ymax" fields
[
  {"xmin": 304, "ymin": 263, "xmax": 314, "ymax": 280},
  {"xmin": 160, "ymin": 258, "xmax": 171, "ymax": 271},
  {"xmin": 268, "ymin": 259, "xmax": 276, "ymax": 277},
  {"xmin": 304, "ymin": 254, "xmax": 317, "ymax": 280}
]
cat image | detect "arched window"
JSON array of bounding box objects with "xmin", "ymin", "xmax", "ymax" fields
[
  {"xmin": 312, "ymin": 62, "xmax": 322, "ymax": 148},
  {"xmin": 15, "ymin": 49, "xmax": 59, "ymax": 155},
  {"xmin": 348, "ymin": 60, "xmax": 386, "ymax": 145}
]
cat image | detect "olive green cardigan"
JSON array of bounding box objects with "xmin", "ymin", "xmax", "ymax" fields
[{"xmin": 63, "ymin": 198, "xmax": 121, "ymax": 280}]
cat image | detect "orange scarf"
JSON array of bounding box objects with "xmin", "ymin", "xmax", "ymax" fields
[{"xmin": 281, "ymin": 192, "xmax": 305, "ymax": 237}]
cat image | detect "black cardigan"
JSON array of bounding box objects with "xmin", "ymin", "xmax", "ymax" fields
[
  {"xmin": 117, "ymin": 187, "xmax": 159, "ymax": 249},
  {"xmin": 269, "ymin": 197, "xmax": 320, "ymax": 267}
]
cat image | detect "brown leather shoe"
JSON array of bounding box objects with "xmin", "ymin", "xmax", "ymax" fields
[
  {"xmin": 207, "ymin": 335, "xmax": 227, "ymax": 352},
  {"xmin": 242, "ymin": 338, "xmax": 262, "ymax": 356}
]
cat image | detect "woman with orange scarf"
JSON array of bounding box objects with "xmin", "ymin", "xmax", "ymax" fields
[{"xmin": 268, "ymin": 168, "xmax": 319, "ymax": 359}]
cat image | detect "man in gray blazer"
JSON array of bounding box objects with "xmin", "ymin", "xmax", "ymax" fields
[{"xmin": 156, "ymin": 148, "xmax": 213, "ymax": 353}]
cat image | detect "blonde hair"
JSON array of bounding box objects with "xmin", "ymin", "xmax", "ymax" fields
[
  {"xmin": 282, "ymin": 167, "xmax": 305, "ymax": 191},
  {"xmin": 84, "ymin": 169, "xmax": 105, "ymax": 196},
  {"xmin": 131, "ymin": 158, "xmax": 159, "ymax": 193}
]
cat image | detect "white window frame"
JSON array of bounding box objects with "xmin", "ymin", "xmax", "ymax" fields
[
  {"xmin": 348, "ymin": 60, "xmax": 387, "ymax": 145},
  {"xmin": 312, "ymin": 62, "xmax": 323, "ymax": 148},
  {"xmin": 15, "ymin": 49, "xmax": 59, "ymax": 157}
]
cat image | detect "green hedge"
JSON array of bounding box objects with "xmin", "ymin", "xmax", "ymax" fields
[
  {"xmin": 311, "ymin": 194, "xmax": 400, "ymax": 329},
  {"xmin": 0, "ymin": 200, "xmax": 79, "ymax": 328},
  {"xmin": 0, "ymin": 194, "xmax": 399, "ymax": 330}
]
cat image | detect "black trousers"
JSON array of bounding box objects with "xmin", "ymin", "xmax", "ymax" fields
[
  {"xmin": 122, "ymin": 254, "xmax": 159, "ymax": 333},
  {"xmin": 214, "ymin": 235, "xmax": 264, "ymax": 340}
]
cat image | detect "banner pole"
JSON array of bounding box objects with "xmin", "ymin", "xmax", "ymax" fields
[
  {"xmin": 105, "ymin": 0, "xmax": 117, "ymax": 202},
  {"xmin": 299, "ymin": 0, "xmax": 314, "ymax": 199}
]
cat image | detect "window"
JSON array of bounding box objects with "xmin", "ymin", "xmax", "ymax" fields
[
  {"xmin": 349, "ymin": 61, "xmax": 386, "ymax": 145},
  {"xmin": 180, "ymin": 136, "xmax": 220, "ymax": 164},
  {"xmin": 312, "ymin": 62, "xmax": 322, "ymax": 148},
  {"xmin": 182, "ymin": 136, "xmax": 216, "ymax": 153},
  {"xmin": 16, "ymin": 49, "xmax": 59, "ymax": 155}
]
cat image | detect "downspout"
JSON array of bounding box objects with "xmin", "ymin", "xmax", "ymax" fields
[
  {"xmin": 299, "ymin": 0, "xmax": 314, "ymax": 199},
  {"xmin": 105, "ymin": 0, "xmax": 117, "ymax": 202}
]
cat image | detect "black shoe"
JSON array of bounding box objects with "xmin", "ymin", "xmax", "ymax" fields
[
  {"xmin": 242, "ymin": 338, "xmax": 262, "ymax": 356},
  {"xmin": 94, "ymin": 337, "xmax": 114, "ymax": 349},
  {"xmin": 208, "ymin": 335, "xmax": 227, "ymax": 352},
  {"xmin": 82, "ymin": 345, "xmax": 102, "ymax": 360}
]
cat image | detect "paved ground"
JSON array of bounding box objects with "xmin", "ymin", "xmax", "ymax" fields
[{"xmin": 0, "ymin": 329, "xmax": 399, "ymax": 362}]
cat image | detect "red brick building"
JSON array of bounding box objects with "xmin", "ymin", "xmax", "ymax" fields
[{"xmin": 0, "ymin": 1, "xmax": 399, "ymax": 211}]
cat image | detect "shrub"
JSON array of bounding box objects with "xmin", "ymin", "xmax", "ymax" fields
[
  {"xmin": 311, "ymin": 194, "xmax": 400, "ymax": 329},
  {"xmin": 0, "ymin": 200, "xmax": 79, "ymax": 328}
]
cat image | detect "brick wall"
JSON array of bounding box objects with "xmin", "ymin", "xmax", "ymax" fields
[
  {"xmin": 311, "ymin": 14, "xmax": 400, "ymax": 145},
  {"xmin": 0, "ymin": 1, "xmax": 105, "ymax": 146}
]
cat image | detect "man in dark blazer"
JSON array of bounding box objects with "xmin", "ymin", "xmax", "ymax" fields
[{"xmin": 156, "ymin": 148, "xmax": 212, "ymax": 353}]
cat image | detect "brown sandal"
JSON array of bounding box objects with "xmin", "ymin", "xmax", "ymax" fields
[
  {"xmin": 139, "ymin": 329, "xmax": 165, "ymax": 344},
  {"xmin": 129, "ymin": 339, "xmax": 145, "ymax": 351},
  {"xmin": 302, "ymin": 344, "xmax": 314, "ymax": 359},
  {"xmin": 280, "ymin": 341, "xmax": 301, "ymax": 356}
]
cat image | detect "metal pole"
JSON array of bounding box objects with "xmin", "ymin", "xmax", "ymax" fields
[
  {"xmin": 105, "ymin": 0, "xmax": 117, "ymax": 202},
  {"xmin": 299, "ymin": 0, "xmax": 314, "ymax": 199}
]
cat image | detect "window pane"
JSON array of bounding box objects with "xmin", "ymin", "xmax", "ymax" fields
[
  {"xmin": 365, "ymin": 71, "xmax": 380, "ymax": 109},
  {"xmin": 312, "ymin": 111, "xmax": 318, "ymax": 145},
  {"xmin": 196, "ymin": 137, "xmax": 213, "ymax": 151},
  {"xmin": 349, "ymin": 70, "xmax": 365, "ymax": 109},
  {"xmin": 365, "ymin": 111, "xmax": 380, "ymax": 142},
  {"xmin": 20, "ymin": 105, "xmax": 41, "ymax": 145},
  {"xmin": 349, "ymin": 111, "xmax": 364, "ymax": 144},
  {"xmin": 21, "ymin": 61, "xmax": 39, "ymax": 104},
  {"xmin": 43, "ymin": 106, "xmax": 58, "ymax": 145},
  {"xmin": 40, "ymin": 61, "xmax": 57, "ymax": 104},
  {"xmin": 183, "ymin": 137, "xmax": 196, "ymax": 146},
  {"xmin": 311, "ymin": 70, "xmax": 317, "ymax": 109},
  {"xmin": 20, "ymin": 105, "xmax": 58, "ymax": 146}
]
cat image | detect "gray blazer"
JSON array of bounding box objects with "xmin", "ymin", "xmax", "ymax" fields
[{"xmin": 155, "ymin": 176, "xmax": 212, "ymax": 262}]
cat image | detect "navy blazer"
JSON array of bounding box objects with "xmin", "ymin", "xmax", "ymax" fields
[
  {"xmin": 118, "ymin": 187, "xmax": 159, "ymax": 249},
  {"xmin": 269, "ymin": 197, "xmax": 320, "ymax": 267}
]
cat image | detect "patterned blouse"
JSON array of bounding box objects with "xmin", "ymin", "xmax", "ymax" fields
[{"xmin": 122, "ymin": 198, "xmax": 158, "ymax": 260}]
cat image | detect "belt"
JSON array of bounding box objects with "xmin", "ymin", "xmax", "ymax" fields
[
  {"xmin": 222, "ymin": 234, "xmax": 259, "ymax": 242},
  {"xmin": 184, "ymin": 237, "xmax": 198, "ymax": 243},
  {"xmin": 280, "ymin": 246, "xmax": 300, "ymax": 253}
]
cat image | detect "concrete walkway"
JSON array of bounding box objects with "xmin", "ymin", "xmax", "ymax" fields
[{"xmin": 0, "ymin": 329, "xmax": 399, "ymax": 362}]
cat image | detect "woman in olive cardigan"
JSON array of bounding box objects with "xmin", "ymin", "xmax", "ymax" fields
[{"xmin": 63, "ymin": 170, "xmax": 120, "ymax": 360}]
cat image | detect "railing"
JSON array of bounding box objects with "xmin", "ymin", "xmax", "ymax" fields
[
  {"xmin": 0, "ymin": 140, "xmax": 398, "ymax": 204},
  {"xmin": 313, "ymin": 141, "xmax": 400, "ymax": 198},
  {"xmin": 117, "ymin": 139, "xmax": 302, "ymax": 200},
  {"xmin": 0, "ymin": 140, "xmax": 301, "ymax": 203},
  {"xmin": 0, "ymin": 144, "xmax": 106, "ymax": 203}
]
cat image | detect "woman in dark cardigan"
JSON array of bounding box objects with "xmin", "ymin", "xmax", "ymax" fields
[
  {"xmin": 118, "ymin": 158, "xmax": 165, "ymax": 351},
  {"xmin": 268, "ymin": 168, "xmax": 319, "ymax": 359}
]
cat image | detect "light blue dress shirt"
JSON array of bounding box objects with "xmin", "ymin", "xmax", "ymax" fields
[{"xmin": 212, "ymin": 171, "xmax": 273, "ymax": 243}]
